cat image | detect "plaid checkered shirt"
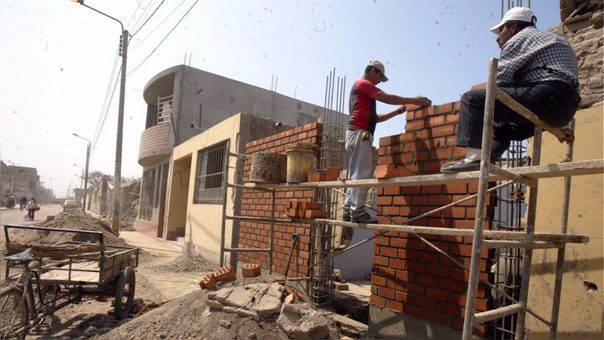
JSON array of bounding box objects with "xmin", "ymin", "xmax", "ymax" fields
[{"xmin": 497, "ymin": 27, "xmax": 579, "ymax": 91}]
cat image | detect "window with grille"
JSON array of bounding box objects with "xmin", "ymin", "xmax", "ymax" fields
[
  {"xmin": 194, "ymin": 142, "xmax": 227, "ymax": 204},
  {"xmin": 157, "ymin": 95, "xmax": 173, "ymax": 124}
]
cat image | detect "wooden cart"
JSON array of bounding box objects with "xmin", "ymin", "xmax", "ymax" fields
[{"xmin": 2, "ymin": 224, "xmax": 140, "ymax": 329}]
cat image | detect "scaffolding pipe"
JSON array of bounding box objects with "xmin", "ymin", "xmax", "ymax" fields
[
  {"xmin": 550, "ymin": 121, "xmax": 575, "ymax": 339},
  {"xmin": 219, "ymin": 140, "xmax": 231, "ymax": 266},
  {"xmin": 462, "ymin": 58, "xmax": 498, "ymax": 339},
  {"xmin": 514, "ymin": 127, "xmax": 542, "ymax": 339},
  {"xmin": 309, "ymin": 181, "xmax": 513, "ymax": 269}
]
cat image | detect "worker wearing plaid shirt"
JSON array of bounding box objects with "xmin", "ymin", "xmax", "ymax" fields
[{"xmin": 441, "ymin": 7, "xmax": 580, "ymax": 173}]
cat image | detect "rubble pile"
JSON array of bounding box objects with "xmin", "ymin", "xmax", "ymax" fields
[
  {"xmin": 206, "ymin": 282, "xmax": 339, "ymax": 339},
  {"xmin": 120, "ymin": 199, "xmax": 139, "ymax": 231},
  {"xmin": 207, "ymin": 283, "xmax": 284, "ymax": 320}
]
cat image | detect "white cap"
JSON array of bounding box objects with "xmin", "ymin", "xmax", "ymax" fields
[
  {"xmin": 368, "ymin": 59, "xmax": 388, "ymax": 82},
  {"xmin": 489, "ymin": 7, "xmax": 537, "ymax": 34}
]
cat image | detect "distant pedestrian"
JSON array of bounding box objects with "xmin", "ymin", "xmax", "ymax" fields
[
  {"xmin": 19, "ymin": 196, "xmax": 27, "ymax": 210},
  {"xmin": 26, "ymin": 197, "xmax": 39, "ymax": 221}
]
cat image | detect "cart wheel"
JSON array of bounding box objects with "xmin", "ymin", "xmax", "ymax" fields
[
  {"xmin": 114, "ymin": 267, "xmax": 136, "ymax": 320},
  {"xmin": 0, "ymin": 286, "xmax": 28, "ymax": 339}
]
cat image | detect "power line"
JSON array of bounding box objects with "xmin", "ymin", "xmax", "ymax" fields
[
  {"xmin": 130, "ymin": 0, "xmax": 157, "ymax": 34},
  {"xmin": 128, "ymin": 0, "xmax": 200, "ymax": 75},
  {"xmin": 129, "ymin": 0, "xmax": 187, "ymax": 51},
  {"xmin": 92, "ymin": 66, "xmax": 122, "ymax": 146},
  {"xmin": 126, "ymin": 0, "xmax": 147, "ymax": 28},
  {"xmin": 131, "ymin": 0, "xmax": 166, "ymax": 37}
]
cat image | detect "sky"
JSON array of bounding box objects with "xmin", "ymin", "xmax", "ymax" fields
[{"xmin": 0, "ymin": 0, "xmax": 561, "ymax": 198}]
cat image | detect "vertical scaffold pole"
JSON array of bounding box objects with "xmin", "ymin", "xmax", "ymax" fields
[
  {"xmin": 515, "ymin": 127, "xmax": 542, "ymax": 339},
  {"xmin": 462, "ymin": 58, "xmax": 498, "ymax": 339},
  {"xmin": 219, "ymin": 140, "xmax": 231, "ymax": 266},
  {"xmin": 550, "ymin": 120, "xmax": 574, "ymax": 339},
  {"xmin": 269, "ymin": 189, "xmax": 275, "ymax": 274}
]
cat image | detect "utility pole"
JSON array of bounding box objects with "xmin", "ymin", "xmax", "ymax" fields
[
  {"xmin": 73, "ymin": 134, "xmax": 91, "ymax": 212},
  {"xmin": 72, "ymin": 0, "xmax": 127, "ymax": 234},
  {"xmin": 112, "ymin": 29, "xmax": 128, "ymax": 234}
]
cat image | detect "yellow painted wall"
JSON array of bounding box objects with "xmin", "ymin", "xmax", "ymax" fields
[
  {"xmin": 167, "ymin": 114, "xmax": 242, "ymax": 263},
  {"xmin": 527, "ymin": 106, "xmax": 603, "ymax": 339}
]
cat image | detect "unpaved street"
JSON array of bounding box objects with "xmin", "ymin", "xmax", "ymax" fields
[
  {"xmin": 0, "ymin": 204, "xmax": 62, "ymax": 227},
  {"xmin": 0, "ymin": 207, "xmax": 203, "ymax": 339}
]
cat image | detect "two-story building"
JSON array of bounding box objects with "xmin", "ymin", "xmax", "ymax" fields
[{"xmin": 136, "ymin": 65, "xmax": 338, "ymax": 246}]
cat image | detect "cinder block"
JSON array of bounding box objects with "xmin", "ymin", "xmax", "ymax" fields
[{"xmin": 199, "ymin": 273, "xmax": 216, "ymax": 290}]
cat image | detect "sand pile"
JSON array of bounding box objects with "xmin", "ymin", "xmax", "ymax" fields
[{"xmin": 5, "ymin": 209, "xmax": 125, "ymax": 246}]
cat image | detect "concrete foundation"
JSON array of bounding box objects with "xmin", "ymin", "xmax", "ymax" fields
[{"xmin": 368, "ymin": 305, "xmax": 460, "ymax": 339}]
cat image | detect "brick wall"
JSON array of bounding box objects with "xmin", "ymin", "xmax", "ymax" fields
[
  {"xmin": 374, "ymin": 102, "xmax": 495, "ymax": 336},
  {"xmin": 239, "ymin": 122, "xmax": 322, "ymax": 278}
]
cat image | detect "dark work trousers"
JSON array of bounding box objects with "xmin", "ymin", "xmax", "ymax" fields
[{"xmin": 456, "ymin": 81, "xmax": 580, "ymax": 157}]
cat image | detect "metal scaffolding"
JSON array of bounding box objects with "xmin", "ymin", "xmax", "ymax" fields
[{"xmin": 234, "ymin": 58, "xmax": 603, "ymax": 338}]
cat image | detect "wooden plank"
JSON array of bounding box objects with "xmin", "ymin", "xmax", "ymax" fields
[
  {"xmin": 314, "ymin": 219, "xmax": 589, "ymax": 243},
  {"xmin": 243, "ymin": 159, "xmax": 603, "ymax": 189},
  {"xmin": 495, "ymin": 88, "xmax": 568, "ymax": 140},
  {"xmin": 483, "ymin": 240, "xmax": 561, "ymax": 249},
  {"xmin": 488, "ymin": 164, "xmax": 536, "ymax": 187}
]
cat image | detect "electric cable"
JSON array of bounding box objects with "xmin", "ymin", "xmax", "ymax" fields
[
  {"xmin": 92, "ymin": 65, "xmax": 121, "ymax": 147},
  {"xmin": 131, "ymin": 0, "xmax": 165, "ymax": 37},
  {"xmin": 129, "ymin": 0, "xmax": 187, "ymax": 50},
  {"xmin": 128, "ymin": 0, "xmax": 200, "ymax": 76}
]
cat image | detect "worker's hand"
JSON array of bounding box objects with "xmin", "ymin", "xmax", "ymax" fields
[
  {"xmin": 396, "ymin": 105, "xmax": 407, "ymax": 115},
  {"xmin": 557, "ymin": 128, "xmax": 575, "ymax": 144},
  {"xmin": 414, "ymin": 96, "xmax": 432, "ymax": 108}
]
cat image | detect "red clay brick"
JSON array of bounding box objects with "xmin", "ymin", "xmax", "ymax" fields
[
  {"xmin": 370, "ymin": 295, "xmax": 386, "ymax": 307},
  {"xmin": 371, "ymin": 275, "xmax": 387, "ymax": 287},
  {"xmin": 199, "ymin": 273, "xmax": 216, "ymax": 290},
  {"xmin": 379, "ymin": 287, "xmax": 396, "ymax": 300},
  {"xmin": 386, "ymin": 299, "xmax": 404, "ymax": 313},
  {"xmin": 431, "ymin": 125, "xmax": 456, "ymax": 138}
]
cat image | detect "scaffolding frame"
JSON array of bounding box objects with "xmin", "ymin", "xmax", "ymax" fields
[{"xmin": 229, "ymin": 58, "xmax": 603, "ymax": 338}]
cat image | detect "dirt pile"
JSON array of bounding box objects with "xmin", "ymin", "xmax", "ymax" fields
[
  {"xmin": 98, "ymin": 289, "xmax": 283, "ymax": 340},
  {"xmin": 5, "ymin": 209, "xmax": 125, "ymax": 246},
  {"xmin": 148, "ymin": 254, "xmax": 218, "ymax": 273}
]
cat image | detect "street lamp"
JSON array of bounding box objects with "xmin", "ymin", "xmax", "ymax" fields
[
  {"xmin": 72, "ymin": 133, "xmax": 91, "ymax": 212},
  {"xmin": 72, "ymin": 0, "xmax": 128, "ymax": 233}
]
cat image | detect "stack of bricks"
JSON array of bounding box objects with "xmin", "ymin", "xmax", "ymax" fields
[
  {"xmin": 239, "ymin": 122, "xmax": 322, "ymax": 278},
  {"xmin": 373, "ymin": 102, "xmax": 495, "ymax": 337},
  {"xmin": 199, "ymin": 264, "xmax": 237, "ymax": 290},
  {"xmin": 286, "ymin": 200, "xmax": 328, "ymax": 219}
]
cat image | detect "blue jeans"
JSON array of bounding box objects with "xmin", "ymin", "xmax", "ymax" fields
[{"xmin": 344, "ymin": 129, "xmax": 374, "ymax": 217}]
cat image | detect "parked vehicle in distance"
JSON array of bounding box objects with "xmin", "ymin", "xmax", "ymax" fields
[{"xmin": 62, "ymin": 199, "xmax": 78, "ymax": 212}]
